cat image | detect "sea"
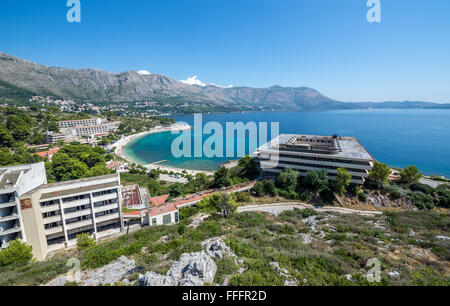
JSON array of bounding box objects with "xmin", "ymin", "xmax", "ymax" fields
[{"xmin": 123, "ymin": 109, "xmax": 450, "ymax": 177}]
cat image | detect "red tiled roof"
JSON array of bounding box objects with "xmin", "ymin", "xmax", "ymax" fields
[
  {"xmin": 34, "ymin": 147, "xmax": 60, "ymax": 158},
  {"xmin": 150, "ymin": 194, "xmax": 169, "ymax": 206},
  {"xmin": 149, "ymin": 202, "xmax": 178, "ymax": 217}
]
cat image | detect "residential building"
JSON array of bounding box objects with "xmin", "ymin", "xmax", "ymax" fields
[
  {"xmin": 58, "ymin": 118, "xmax": 102, "ymax": 128},
  {"xmin": 145, "ymin": 203, "xmax": 179, "ymax": 226},
  {"xmin": 33, "ymin": 147, "xmax": 60, "ymax": 160},
  {"xmin": 0, "ymin": 163, "xmax": 47, "ymax": 249},
  {"xmin": 254, "ymin": 134, "xmax": 375, "ymax": 185},
  {"xmin": 19, "ymin": 173, "xmax": 124, "ymax": 260},
  {"xmin": 64, "ymin": 121, "xmax": 120, "ymax": 137},
  {"xmin": 44, "ymin": 131, "xmax": 67, "ymax": 144}
]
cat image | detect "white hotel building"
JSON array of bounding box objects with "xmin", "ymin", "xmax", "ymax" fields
[
  {"xmin": 0, "ymin": 163, "xmax": 47, "ymax": 250},
  {"xmin": 19, "ymin": 173, "xmax": 124, "ymax": 260},
  {"xmin": 254, "ymin": 134, "xmax": 375, "ymax": 185}
]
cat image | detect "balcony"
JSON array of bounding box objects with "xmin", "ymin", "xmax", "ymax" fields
[
  {"xmin": 0, "ymin": 226, "xmax": 22, "ymax": 237},
  {"xmin": 0, "ymin": 214, "xmax": 20, "ymax": 223},
  {"xmin": 92, "ymin": 192, "xmax": 118, "ymax": 203},
  {"xmin": 42, "ymin": 215, "xmax": 63, "ymax": 225},
  {"xmin": 0, "ymin": 202, "xmax": 18, "ymax": 209},
  {"xmin": 94, "ymin": 203, "xmax": 119, "ymax": 214},
  {"xmin": 64, "ymin": 209, "xmax": 92, "ymax": 220},
  {"xmin": 41, "ymin": 204, "xmax": 60, "ymax": 213},
  {"xmin": 62, "ymin": 198, "xmax": 90, "ymax": 210},
  {"xmin": 65, "ymin": 219, "xmax": 94, "ymax": 231},
  {"xmin": 45, "ymin": 226, "xmax": 64, "ymax": 236},
  {"xmin": 95, "ymin": 213, "xmax": 120, "ymax": 223}
]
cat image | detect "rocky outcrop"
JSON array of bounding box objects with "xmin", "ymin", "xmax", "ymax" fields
[
  {"xmin": 139, "ymin": 251, "xmax": 217, "ymax": 286},
  {"xmin": 202, "ymin": 237, "xmax": 236, "ymax": 259},
  {"xmin": 45, "ymin": 256, "xmax": 137, "ymax": 286},
  {"xmin": 302, "ymin": 216, "xmax": 319, "ymax": 233}
]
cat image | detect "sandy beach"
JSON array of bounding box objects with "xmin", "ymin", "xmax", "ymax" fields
[{"xmin": 112, "ymin": 123, "xmax": 214, "ymax": 176}]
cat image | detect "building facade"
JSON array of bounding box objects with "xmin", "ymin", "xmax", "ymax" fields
[
  {"xmin": 64, "ymin": 121, "xmax": 120, "ymax": 137},
  {"xmin": 0, "ymin": 163, "xmax": 47, "ymax": 249},
  {"xmin": 44, "ymin": 131, "xmax": 67, "ymax": 144},
  {"xmin": 254, "ymin": 134, "xmax": 375, "ymax": 185},
  {"xmin": 20, "ymin": 173, "xmax": 124, "ymax": 260},
  {"xmin": 58, "ymin": 118, "xmax": 103, "ymax": 129}
]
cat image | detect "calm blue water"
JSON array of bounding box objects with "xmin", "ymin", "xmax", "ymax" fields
[{"xmin": 124, "ymin": 109, "xmax": 450, "ymax": 177}]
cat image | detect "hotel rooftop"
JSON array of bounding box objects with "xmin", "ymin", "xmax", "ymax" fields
[{"xmin": 258, "ymin": 134, "xmax": 374, "ymax": 161}]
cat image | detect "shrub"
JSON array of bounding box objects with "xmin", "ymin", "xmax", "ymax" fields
[
  {"xmin": 234, "ymin": 192, "xmax": 251, "ymax": 203},
  {"xmin": 409, "ymin": 182, "xmax": 434, "ymax": 195},
  {"xmin": 263, "ymin": 180, "xmax": 276, "ymax": 197},
  {"xmin": 358, "ymin": 192, "xmax": 367, "ymax": 202},
  {"xmin": 0, "ymin": 239, "xmax": 33, "ymax": 267},
  {"xmin": 436, "ymin": 189, "xmax": 450, "ymax": 208},
  {"xmin": 252, "ymin": 181, "xmax": 265, "ymax": 197},
  {"xmin": 299, "ymin": 192, "xmax": 311, "ymax": 202},
  {"xmin": 76, "ymin": 233, "xmax": 96, "ymax": 250},
  {"xmin": 384, "ymin": 185, "xmax": 407, "ymax": 200},
  {"xmin": 408, "ymin": 192, "xmax": 434, "ymax": 210},
  {"xmin": 177, "ymin": 223, "xmax": 186, "ymax": 235},
  {"xmin": 320, "ymin": 187, "xmax": 336, "ymax": 204}
]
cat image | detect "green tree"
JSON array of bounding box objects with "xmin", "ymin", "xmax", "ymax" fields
[
  {"xmin": 263, "ymin": 179, "xmax": 276, "ymax": 196},
  {"xmin": 400, "ymin": 165, "xmax": 422, "ymax": 184},
  {"xmin": 368, "ymin": 162, "xmax": 391, "ymax": 188},
  {"xmin": 252, "ymin": 181, "xmax": 265, "ymax": 197},
  {"xmin": 0, "ymin": 239, "xmax": 33, "ymax": 267},
  {"xmin": 213, "ymin": 167, "xmax": 231, "ymax": 188},
  {"xmin": 169, "ymin": 183, "xmax": 185, "ymax": 198},
  {"xmin": 76, "ymin": 233, "xmax": 96, "ymax": 250},
  {"xmin": 334, "ymin": 168, "xmax": 352, "ymax": 195},
  {"xmin": 304, "ymin": 169, "xmax": 329, "ymax": 192},
  {"xmin": 276, "ymin": 168, "xmax": 299, "ymax": 191},
  {"xmin": 6, "ymin": 115, "xmax": 30, "ymax": 141},
  {"xmin": 238, "ymin": 155, "xmax": 259, "ymax": 179},
  {"xmin": 0, "ymin": 125, "xmax": 14, "ymax": 147}
]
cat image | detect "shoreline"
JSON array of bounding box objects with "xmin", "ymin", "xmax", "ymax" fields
[{"xmin": 113, "ymin": 124, "xmax": 214, "ymax": 176}]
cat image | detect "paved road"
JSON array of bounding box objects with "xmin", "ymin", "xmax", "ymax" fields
[
  {"xmin": 419, "ymin": 178, "xmax": 449, "ymax": 189},
  {"xmin": 237, "ymin": 203, "xmax": 383, "ymax": 217}
]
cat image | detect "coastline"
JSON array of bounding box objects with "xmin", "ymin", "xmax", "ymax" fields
[{"xmin": 113, "ymin": 123, "xmax": 214, "ymax": 176}]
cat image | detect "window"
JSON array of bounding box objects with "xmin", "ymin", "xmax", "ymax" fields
[
  {"xmin": 152, "ymin": 218, "xmax": 157, "ymax": 226},
  {"xmin": 163, "ymin": 214, "xmax": 171, "ymax": 225},
  {"xmin": 174, "ymin": 212, "xmax": 179, "ymax": 223}
]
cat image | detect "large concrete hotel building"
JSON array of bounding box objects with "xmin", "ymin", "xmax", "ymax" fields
[
  {"xmin": 254, "ymin": 134, "xmax": 375, "ymax": 185},
  {"xmin": 1, "ymin": 162, "xmax": 124, "ymax": 260}
]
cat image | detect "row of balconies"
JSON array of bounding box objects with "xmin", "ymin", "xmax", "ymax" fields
[{"xmin": 44, "ymin": 212, "xmax": 120, "ymax": 235}]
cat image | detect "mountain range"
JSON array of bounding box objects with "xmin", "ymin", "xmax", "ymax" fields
[{"xmin": 1, "ymin": 51, "xmax": 449, "ymax": 112}]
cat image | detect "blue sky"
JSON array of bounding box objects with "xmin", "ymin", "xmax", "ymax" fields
[{"xmin": 1, "ymin": 0, "xmax": 449, "ymax": 103}]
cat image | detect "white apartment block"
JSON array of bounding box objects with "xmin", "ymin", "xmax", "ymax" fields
[
  {"xmin": 44, "ymin": 131, "xmax": 67, "ymax": 144},
  {"xmin": 0, "ymin": 163, "xmax": 47, "ymax": 249},
  {"xmin": 64, "ymin": 121, "xmax": 121, "ymax": 137},
  {"xmin": 255, "ymin": 134, "xmax": 375, "ymax": 185},
  {"xmin": 58, "ymin": 117, "xmax": 103, "ymax": 128},
  {"xmin": 20, "ymin": 173, "xmax": 124, "ymax": 260}
]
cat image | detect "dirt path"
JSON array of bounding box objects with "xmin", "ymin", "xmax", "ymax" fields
[{"xmin": 237, "ymin": 202, "xmax": 383, "ymax": 217}]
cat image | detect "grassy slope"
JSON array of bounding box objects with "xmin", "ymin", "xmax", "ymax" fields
[{"xmin": 1, "ymin": 208, "xmax": 449, "ymax": 286}]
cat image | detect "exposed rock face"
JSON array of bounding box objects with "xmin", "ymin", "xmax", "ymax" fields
[
  {"xmin": 139, "ymin": 251, "xmax": 217, "ymax": 286},
  {"xmin": 302, "ymin": 216, "xmax": 318, "ymax": 233},
  {"xmin": 202, "ymin": 237, "xmax": 236, "ymax": 259},
  {"xmin": 45, "ymin": 256, "xmax": 137, "ymax": 286},
  {"xmin": 269, "ymin": 261, "xmax": 297, "ymax": 286}
]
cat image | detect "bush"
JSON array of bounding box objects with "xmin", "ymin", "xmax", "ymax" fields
[
  {"xmin": 436, "ymin": 189, "xmax": 450, "ymax": 208},
  {"xmin": 263, "ymin": 180, "xmax": 276, "ymax": 197},
  {"xmin": 320, "ymin": 187, "xmax": 336, "ymax": 204},
  {"xmin": 299, "ymin": 208, "xmax": 317, "ymax": 218},
  {"xmin": 0, "ymin": 239, "xmax": 33, "ymax": 267},
  {"xmin": 299, "ymin": 192, "xmax": 311, "ymax": 202},
  {"xmin": 234, "ymin": 192, "xmax": 251, "ymax": 203},
  {"xmin": 384, "ymin": 185, "xmax": 407, "ymax": 200},
  {"xmin": 177, "ymin": 223, "xmax": 186, "ymax": 235},
  {"xmin": 409, "ymin": 182, "xmax": 434, "ymax": 195},
  {"xmin": 252, "ymin": 181, "xmax": 265, "ymax": 197},
  {"xmin": 76, "ymin": 233, "xmax": 96, "ymax": 250},
  {"xmin": 358, "ymin": 192, "xmax": 367, "ymax": 202},
  {"xmin": 408, "ymin": 192, "xmax": 434, "ymax": 210}
]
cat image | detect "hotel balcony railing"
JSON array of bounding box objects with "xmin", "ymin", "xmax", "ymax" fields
[
  {"xmin": 64, "ymin": 209, "xmax": 92, "ymax": 220},
  {"xmin": 42, "ymin": 215, "xmax": 63, "ymax": 225},
  {"xmin": 0, "ymin": 214, "xmax": 20, "ymax": 223},
  {"xmin": 62, "ymin": 198, "xmax": 91, "ymax": 210},
  {"xmin": 92, "ymin": 192, "xmax": 118, "ymax": 203},
  {"xmin": 44, "ymin": 226, "xmax": 64, "ymax": 236},
  {"xmin": 95, "ymin": 213, "xmax": 120, "ymax": 224},
  {"xmin": 0, "ymin": 226, "xmax": 22, "ymax": 236},
  {"xmin": 65, "ymin": 219, "xmax": 94, "ymax": 231},
  {"xmin": 94, "ymin": 203, "xmax": 119, "ymax": 214},
  {"xmin": 41, "ymin": 204, "xmax": 60, "ymax": 213}
]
